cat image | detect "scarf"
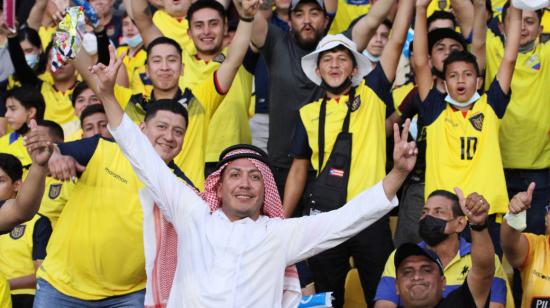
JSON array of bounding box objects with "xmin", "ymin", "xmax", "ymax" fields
[{"xmin": 144, "ymin": 148, "xmax": 301, "ymax": 307}]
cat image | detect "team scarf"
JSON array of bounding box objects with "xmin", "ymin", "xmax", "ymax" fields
[{"xmin": 145, "ymin": 149, "xmax": 301, "ymax": 307}]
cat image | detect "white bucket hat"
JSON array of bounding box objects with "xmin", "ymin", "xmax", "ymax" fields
[
  {"xmin": 511, "ymin": 0, "xmax": 548, "ymax": 10},
  {"xmin": 301, "ymin": 34, "xmax": 373, "ymax": 87}
]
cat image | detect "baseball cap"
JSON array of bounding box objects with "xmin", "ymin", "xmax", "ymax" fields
[
  {"xmin": 394, "ymin": 243, "xmax": 445, "ymax": 276},
  {"xmin": 428, "ymin": 28, "xmax": 467, "ymax": 53},
  {"xmin": 290, "ymin": 0, "xmax": 324, "ymax": 11},
  {"xmin": 301, "ymin": 34, "xmax": 372, "ymax": 86}
]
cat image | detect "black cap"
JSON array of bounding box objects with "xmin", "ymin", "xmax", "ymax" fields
[
  {"xmin": 428, "ymin": 28, "xmax": 467, "ymax": 53},
  {"xmin": 216, "ymin": 144, "xmax": 270, "ymax": 170},
  {"xmin": 290, "ymin": 0, "xmax": 324, "ymax": 11},
  {"xmin": 394, "ymin": 243, "xmax": 444, "ymax": 275}
]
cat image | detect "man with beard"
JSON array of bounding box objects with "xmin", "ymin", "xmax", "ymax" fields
[
  {"xmin": 374, "ymin": 190, "xmax": 512, "ymax": 308},
  {"xmin": 281, "ymin": 0, "xmax": 414, "ymax": 304},
  {"xmin": 86, "ymin": 40, "xmax": 418, "ymax": 307},
  {"xmin": 250, "ymin": 0, "xmax": 398, "ymax": 201}
]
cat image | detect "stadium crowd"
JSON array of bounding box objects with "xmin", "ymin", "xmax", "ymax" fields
[{"xmin": 0, "ymin": 0, "xmax": 548, "ymax": 307}]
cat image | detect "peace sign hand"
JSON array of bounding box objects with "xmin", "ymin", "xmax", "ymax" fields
[
  {"xmin": 392, "ymin": 118, "xmax": 418, "ymax": 173},
  {"xmin": 88, "ymin": 44, "xmax": 125, "ymax": 99}
]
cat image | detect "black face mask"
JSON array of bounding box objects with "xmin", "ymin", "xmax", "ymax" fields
[
  {"xmin": 419, "ymin": 215, "xmax": 449, "ymax": 246},
  {"xmin": 432, "ymin": 67, "xmax": 446, "ymax": 81},
  {"xmin": 320, "ymin": 77, "xmax": 352, "ymax": 96}
]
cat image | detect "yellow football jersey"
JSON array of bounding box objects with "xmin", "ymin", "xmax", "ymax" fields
[
  {"xmin": 37, "ymin": 138, "xmax": 146, "ymax": 300},
  {"xmin": 423, "ymin": 81, "xmax": 509, "ymax": 214},
  {"xmin": 117, "ymin": 46, "xmax": 148, "ymax": 95},
  {"xmin": 298, "ymin": 67, "xmax": 390, "ymax": 200},
  {"xmin": 0, "ymin": 214, "xmax": 50, "ymax": 295},
  {"xmin": 65, "ymin": 128, "xmax": 83, "ymax": 142},
  {"xmin": 179, "ymin": 50, "xmax": 253, "ymax": 164},
  {"xmin": 0, "ymin": 275, "xmax": 11, "ymax": 308},
  {"xmin": 520, "ymin": 234, "xmax": 550, "ymax": 308},
  {"xmin": 485, "ymin": 31, "xmax": 550, "ymax": 169},
  {"xmin": 0, "ymin": 133, "xmax": 31, "ymax": 167},
  {"xmin": 38, "ymin": 26, "xmax": 56, "ymax": 51},
  {"xmin": 328, "ymin": 0, "xmax": 371, "ymax": 35},
  {"xmin": 117, "ymin": 74, "xmax": 225, "ymax": 190},
  {"xmin": 543, "ymin": 10, "xmax": 550, "ymax": 35},
  {"xmin": 392, "ymin": 82, "xmax": 415, "ymax": 117},
  {"xmin": 41, "ymin": 82, "xmax": 79, "ymax": 137},
  {"xmin": 38, "ymin": 177, "xmax": 74, "ymax": 229},
  {"xmin": 152, "ymin": 10, "xmax": 196, "ymax": 55}
]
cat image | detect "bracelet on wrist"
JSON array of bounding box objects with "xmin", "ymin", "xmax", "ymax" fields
[
  {"xmin": 469, "ymin": 220, "xmax": 488, "ymax": 232},
  {"xmin": 239, "ymin": 15, "xmax": 254, "ymax": 22}
]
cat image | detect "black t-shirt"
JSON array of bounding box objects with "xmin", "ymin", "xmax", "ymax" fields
[{"xmin": 435, "ymin": 279, "xmax": 488, "ymax": 308}]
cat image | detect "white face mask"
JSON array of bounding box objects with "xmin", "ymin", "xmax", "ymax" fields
[
  {"xmin": 122, "ymin": 34, "xmax": 143, "ymax": 48},
  {"xmin": 25, "ymin": 53, "xmax": 40, "ymax": 69},
  {"xmin": 362, "ymin": 49, "xmax": 380, "ymax": 63},
  {"xmin": 444, "ymin": 80, "xmax": 481, "ymax": 108},
  {"xmin": 82, "ymin": 32, "xmax": 98, "ymax": 55}
]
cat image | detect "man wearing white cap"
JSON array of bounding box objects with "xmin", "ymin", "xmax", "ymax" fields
[
  {"xmin": 249, "ymin": 0, "xmax": 399, "ymax": 208},
  {"xmin": 282, "ymin": 1, "xmax": 414, "ymax": 306}
]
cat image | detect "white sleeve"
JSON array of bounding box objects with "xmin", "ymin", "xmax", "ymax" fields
[
  {"xmin": 109, "ymin": 114, "xmax": 206, "ymax": 223},
  {"xmin": 280, "ymin": 181, "xmax": 398, "ymax": 265}
]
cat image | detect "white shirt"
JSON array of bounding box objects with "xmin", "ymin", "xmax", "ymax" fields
[{"xmin": 110, "ymin": 114, "xmax": 398, "ymax": 308}]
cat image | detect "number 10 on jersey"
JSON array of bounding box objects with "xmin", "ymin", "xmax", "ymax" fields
[{"xmin": 460, "ymin": 137, "xmax": 478, "ymax": 160}]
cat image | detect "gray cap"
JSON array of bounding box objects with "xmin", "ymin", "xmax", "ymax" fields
[{"xmin": 290, "ymin": 0, "xmax": 325, "ymax": 11}]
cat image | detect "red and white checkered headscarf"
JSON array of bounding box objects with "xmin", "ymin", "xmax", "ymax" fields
[
  {"xmin": 146, "ymin": 147, "xmax": 301, "ymax": 308},
  {"xmin": 200, "ymin": 148, "xmax": 284, "ymax": 217}
]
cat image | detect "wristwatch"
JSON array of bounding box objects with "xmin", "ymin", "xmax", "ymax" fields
[{"xmin": 469, "ymin": 220, "xmax": 488, "ymax": 231}]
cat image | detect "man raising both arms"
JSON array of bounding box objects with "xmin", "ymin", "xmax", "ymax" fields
[{"xmin": 89, "ymin": 39, "xmax": 418, "ymax": 307}]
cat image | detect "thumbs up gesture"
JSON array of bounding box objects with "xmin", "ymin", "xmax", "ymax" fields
[
  {"xmin": 23, "ymin": 119, "xmax": 54, "ymax": 167},
  {"xmin": 508, "ymin": 182, "xmax": 536, "ymax": 214}
]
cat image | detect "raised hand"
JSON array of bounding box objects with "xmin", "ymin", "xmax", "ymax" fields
[
  {"xmin": 0, "ymin": 20, "xmax": 17, "ymax": 38},
  {"xmin": 234, "ymin": 0, "xmax": 261, "ymax": 19},
  {"xmin": 454, "ymin": 187, "xmax": 489, "ymax": 226},
  {"xmin": 23, "ymin": 120, "xmax": 55, "ymax": 167},
  {"xmin": 392, "ymin": 118, "xmax": 418, "ymax": 173},
  {"xmin": 508, "ymin": 182, "xmax": 535, "ymax": 214},
  {"xmin": 88, "ymin": 45, "xmax": 125, "ymax": 99}
]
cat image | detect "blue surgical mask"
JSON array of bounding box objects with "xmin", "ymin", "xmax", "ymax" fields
[
  {"xmin": 444, "ymin": 81, "xmax": 481, "ymax": 108},
  {"xmin": 123, "ymin": 34, "xmax": 143, "ymax": 48},
  {"xmin": 25, "ymin": 53, "xmax": 39, "ymax": 69},
  {"xmin": 362, "ymin": 49, "xmax": 380, "ymax": 63}
]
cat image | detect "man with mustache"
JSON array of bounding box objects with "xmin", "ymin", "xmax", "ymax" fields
[
  {"xmin": 374, "ymin": 190, "xmax": 512, "ymax": 308},
  {"xmin": 393, "ymin": 188, "xmax": 496, "ymax": 308},
  {"xmin": 249, "ymin": 0, "xmax": 398, "ymax": 204}
]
